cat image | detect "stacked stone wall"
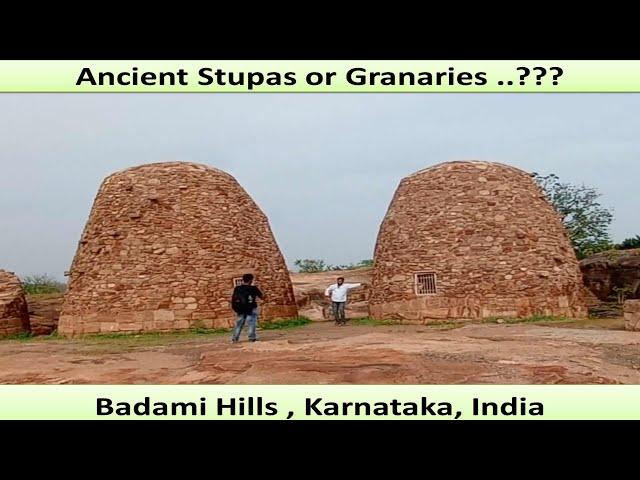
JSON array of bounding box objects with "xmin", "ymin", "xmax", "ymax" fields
[
  {"xmin": 370, "ymin": 161, "xmax": 587, "ymax": 321},
  {"xmin": 59, "ymin": 162, "xmax": 297, "ymax": 336}
]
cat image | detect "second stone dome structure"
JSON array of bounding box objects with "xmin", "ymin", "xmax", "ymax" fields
[
  {"xmin": 59, "ymin": 162, "xmax": 297, "ymax": 335},
  {"xmin": 369, "ymin": 161, "xmax": 587, "ymax": 321}
]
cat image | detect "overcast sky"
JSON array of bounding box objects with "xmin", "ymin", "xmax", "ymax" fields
[{"xmin": 0, "ymin": 93, "xmax": 638, "ymax": 280}]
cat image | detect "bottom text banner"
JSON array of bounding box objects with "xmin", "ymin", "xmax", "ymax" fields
[{"xmin": 0, "ymin": 385, "xmax": 639, "ymax": 420}]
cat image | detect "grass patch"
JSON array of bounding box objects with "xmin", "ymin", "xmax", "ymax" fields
[
  {"xmin": 349, "ymin": 317, "xmax": 398, "ymax": 326},
  {"xmin": 1, "ymin": 330, "xmax": 63, "ymax": 342},
  {"xmin": 1, "ymin": 317, "xmax": 313, "ymax": 345},
  {"xmin": 349, "ymin": 317, "xmax": 459, "ymax": 328},
  {"xmin": 68, "ymin": 328, "xmax": 232, "ymax": 354},
  {"xmin": 60, "ymin": 318, "xmax": 311, "ymax": 352},
  {"xmin": 421, "ymin": 319, "xmax": 467, "ymax": 330},
  {"xmin": 79, "ymin": 327, "xmax": 229, "ymax": 343},
  {"xmin": 1, "ymin": 331, "xmax": 36, "ymax": 341},
  {"xmin": 0, "ymin": 326, "xmax": 229, "ymax": 345},
  {"xmin": 261, "ymin": 316, "xmax": 312, "ymax": 330},
  {"xmin": 481, "ymin": 315, "xmax": 573, "ymax": 325},
  {"xmin": 347, "ymin": 315, "xmax": 577, "ymax": 329}
]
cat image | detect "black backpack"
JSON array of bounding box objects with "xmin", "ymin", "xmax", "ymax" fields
[{"xmin": 231, "ymin": 286, "xmax": 255, "ymax": 314}]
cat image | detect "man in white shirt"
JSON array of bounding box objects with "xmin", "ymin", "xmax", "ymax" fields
[{"xmin": 325, "ymin": 277, "xmax": 363, "ymax": 326}]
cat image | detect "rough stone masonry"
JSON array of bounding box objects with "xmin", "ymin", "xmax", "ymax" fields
[
  {"xmin": 369, "ymin": 161, "xmax": 587, "ymax": 322},
  {"xmin": 59, "ymin": 162, "xmax": 298, "ymax": 336},
  {"xmin": 0, "ymin": 269, "xmax": 30, "ymax": 337}
]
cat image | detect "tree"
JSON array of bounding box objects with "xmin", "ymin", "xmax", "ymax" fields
[
  {"xmin": 21, "ymin": 274, "xmax": 67, "ymax": 294},
  {"xmin": 331, "ymin": 259, "xmax": 373, "ymax": 270},
  {"xmin": 294, "ymin": 258, "xmax": 373, "ymax": 272},
  {"xmin": 532, "ymin": 173, "xmax": 614, "ymax": 259},
  {"xmin": 617, "ymin": 235, "xmax": 640, "ymax": 250},
  {"xmin": 294, "ymin": 259, "xmax": 328, "ymax": 273}
]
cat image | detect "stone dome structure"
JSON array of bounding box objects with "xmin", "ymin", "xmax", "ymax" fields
[
  {"xmin": 0, "ymin": 269, "xmax": 30, "ymax": 337},
  {"xmin": 59, "ymin": 162, "xmax": 297, "ymax": 336},
  {"xmin": 369, "ymin": 161, "xmax": 587, "ymax": 321}
]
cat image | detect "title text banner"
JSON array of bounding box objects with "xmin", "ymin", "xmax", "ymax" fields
[{"xmin": 0, "ymin": 61, "xmax": 638, "ymax": 92}]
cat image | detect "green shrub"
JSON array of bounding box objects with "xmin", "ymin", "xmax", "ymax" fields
[
  {"xmin": 21, "ymin": 274, "xmax": 66, "ymax": 294},
  {"xmin": 261, "ymin": 317, "xmax": 312, "ymax": 330}
]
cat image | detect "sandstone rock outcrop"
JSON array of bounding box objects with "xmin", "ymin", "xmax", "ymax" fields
[
  {"xmin": 27, "ymin": 293, "xmax": 63, "ymax": 336},
  {"xmin": 370, "ymin": 161, "xmax": 587, "ymax": 322},
  {"xmin": 291, "ymin": 268, "xmax": 371, "ymax": 321},
  {"xmin": 0, "ymin": 270, "xmax": 30, "ymax": 337},
  {"xmin": 624, "ymin": 300, "xmax": 640, "ymax": 331},
  {"xmin": 580, "ymin": 249, "xmax": 640, "ymax": 301},
  {"xmin": 59, "ymin": 162, "xmax": 297, "ymax": 336}
]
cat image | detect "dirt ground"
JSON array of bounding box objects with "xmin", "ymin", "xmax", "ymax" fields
[{"xmin": 1, "ymin": 318, "xmax": 639, "ymax": 384}]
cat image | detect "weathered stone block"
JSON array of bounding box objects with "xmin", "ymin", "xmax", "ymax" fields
[
  {"xmin": 174, "ymin": 320, "xmax": 190, "ymax": 329},
  {"xmin": 153, "ymin": 310, "xmax": 174, "ymax": 322},
  {"xmin": 173, "ymin": 310, "xmax": 193, "ymax": 320},
  {"xmin": 81, "ymin": 323, "xmax": 101, "ymax": 334},
  {"xmin": 119, "ymin": 323, "xmax": 143, "ymax": 332},
  {"xmin": 99, "ymin": 322, "xmax": 118, "ymax": 332}
]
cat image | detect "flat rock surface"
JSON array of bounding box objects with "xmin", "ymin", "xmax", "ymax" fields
[{"xmin": 1, "ymin": 320, "xmax": 639, "ymax": 384}]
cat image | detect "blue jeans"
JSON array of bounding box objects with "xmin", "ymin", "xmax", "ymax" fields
[{"xmin": 232, "ymin": 308, "xmax": 258, "ymax": 342}]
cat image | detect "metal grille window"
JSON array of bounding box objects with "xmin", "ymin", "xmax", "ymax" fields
[{"xmin": 415, "ymin": 273, "xmax": 437, "ymax": 295}]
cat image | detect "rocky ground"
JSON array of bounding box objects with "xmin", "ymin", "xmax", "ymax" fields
[
  {"xmin": 2, "ymin": 267, "xmax": 637, "ymax": 385},
  {"xmin": 1, "ymin": 318, "xmax": 638, "ymax": 384}
]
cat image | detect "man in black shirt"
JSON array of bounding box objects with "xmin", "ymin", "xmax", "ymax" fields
[{"xmin": 231, "ymin": 273, "xmax": 263, "ymax": 343}]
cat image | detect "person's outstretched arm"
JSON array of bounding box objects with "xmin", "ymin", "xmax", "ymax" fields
[{"xmin": 345, "ymin": 283, "xmax": 362, "ymax": 290}]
